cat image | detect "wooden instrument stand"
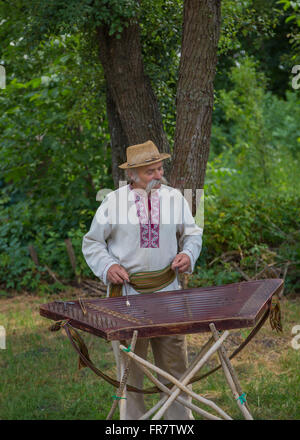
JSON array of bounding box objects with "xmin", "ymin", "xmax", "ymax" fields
[{"xmin": 107, "ymin": 323, "xmax": 253, "ymax": 420}]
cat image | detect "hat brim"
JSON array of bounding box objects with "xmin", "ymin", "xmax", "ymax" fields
[{"xmin": 118, "ymin": 153, "xmax": 171, "ymax": 169}]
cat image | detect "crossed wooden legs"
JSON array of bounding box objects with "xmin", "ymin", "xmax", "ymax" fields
[{"xmin": 107, "ymin": 324, "xmax": 253, "ymax": 420}]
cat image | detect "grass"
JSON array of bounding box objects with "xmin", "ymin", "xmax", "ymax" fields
[{"xmin": 0, "ymin": 290, "xmax": 299, "ymax": 420}]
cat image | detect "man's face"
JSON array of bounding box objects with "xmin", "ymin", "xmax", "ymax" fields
[{"xmin": 134, "ymin": 161, "xmax": 164, "ymax": 191}]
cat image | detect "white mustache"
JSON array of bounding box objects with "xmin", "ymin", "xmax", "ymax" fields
[{"xmin": 146, "ymin": 176, "xmax": 168, "ymax": 193}]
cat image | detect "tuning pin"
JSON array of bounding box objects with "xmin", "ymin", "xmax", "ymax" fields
[{"xmin": 124, "ymin": 281, "xmax": 131, "ymax": 306}]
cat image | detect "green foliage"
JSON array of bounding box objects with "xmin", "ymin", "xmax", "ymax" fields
[
  {"xmin": 139, "ymin": 0, "xmax": 183, "ymax": 144},
  {"xmin": 192, "ymin": 56, "xmax": 300, "ymax": 293},
  {"xmin": 0, "ymin": 196, "xmax": 100, "ymax": 291},
  {"xmin": 0, "ymin": 32, "xmax": 114, "ymax": 291},
  {"xmin": 0, "ymin": 1, "xmax": 299, "ymax": 294},
  {"xmin": 277, "ymin": 0, "xmax": 300, "ymax": 62},
  {"xmin": 192, "ymin": 193, "xmax": 300, "ymax": 293},
  {"xmin": 190, "ymin": 159, "xmax": 300, "ymax": 293},
  {"xmin": 19, "ymin": 0, "xmax": 140, "ymax": 42},
  {"xmin": 212, "ymin": 56, "xmax": 300, "ymax": 191}
]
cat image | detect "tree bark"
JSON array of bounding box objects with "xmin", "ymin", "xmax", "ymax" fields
[
  {"xmin": 170, "ymin": 0, "xmax": 222, "ymax": 214},
  {"xmin": 96, "ymin": 21, "xmax": 171, "ymax": 186},
  {"xmin": 105, "ymin": 85, "xmax": 129, "ymax": 186}
]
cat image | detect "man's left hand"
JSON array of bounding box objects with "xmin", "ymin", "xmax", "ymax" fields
[{"xmin": 171, "ymin": 253, "xmax": 191, "ymax": 273}]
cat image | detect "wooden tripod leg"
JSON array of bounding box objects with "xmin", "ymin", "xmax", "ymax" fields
[
  {"xmin": 119, "ymin": 346, "xmax": 222, "ymax": 420},
  {"xmin": 210, "ymin": 326, "xmax": 250, "ymax": 412},
  {"xmin": 121, "ymin": 330, "xmax": 229, "ymax": 420},
  {"xmin": 138, "ymin": 336, "xmax": 215, "ymax": 420},
  {"xmin": 152, "ymin": 331, "xmax": 229, "ymax": 420},
  {"xmin": 209, "ymin": 323, "xmax": 253, "ymax": 420},
  {"xmin": 135, "ymin": 361, "xmax": 232, "ymax": 420},
  {"xmin": 138, "ymin": 335, "xmax": 230, "ymax": 420},
  {"xmin": 106, "ymin": 330, "xmax": 138, "ymax": 420}
]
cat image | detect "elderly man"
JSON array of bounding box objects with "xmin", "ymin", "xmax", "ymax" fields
[{"xmin": 82, "ymin": 140, "xmax": 203, "ymax": 420}]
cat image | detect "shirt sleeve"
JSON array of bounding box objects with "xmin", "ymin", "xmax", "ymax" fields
[
  {"xmin": 82, "ymin": 196, "xmax": 118, "ymax": 285},
  {"xmin": 176, "ymin": 194, "xmax": 203, "ymax": 274}
]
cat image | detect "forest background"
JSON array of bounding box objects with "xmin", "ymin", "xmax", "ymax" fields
[{"xmin": 0, "ymin": 0, "xmax": 299, "ymax": 297}]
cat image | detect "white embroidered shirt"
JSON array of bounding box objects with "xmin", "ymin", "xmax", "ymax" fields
[{"xmin": 82, "ymin": 183, "xmax": 203, "ymax": 296}]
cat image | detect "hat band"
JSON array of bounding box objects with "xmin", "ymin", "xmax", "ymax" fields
[{"xmin": 127, "ymin": 156, "xmax": 160, "ymax": 166}]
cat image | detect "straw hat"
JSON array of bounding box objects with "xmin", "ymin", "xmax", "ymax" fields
[{"xmin": 118, "ymin": 140, "xmax": 171, "ymax": 169}]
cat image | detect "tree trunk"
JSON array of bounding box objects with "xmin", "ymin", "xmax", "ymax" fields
[
  {"xmin": 96, "ymin": 21, "xmax": 171, "ymax": 186},
  {"xmin": 106, "ymin": 85, "xmax": 129, "ymax": 187},
  {"xmin": 170, "ymin": 0, "xmax": 222, "ymax": 215}
]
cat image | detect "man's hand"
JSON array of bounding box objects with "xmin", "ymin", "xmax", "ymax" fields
[
  {"xmin": 107, "ymin": 264, "xmax": 130, "ymax": 284},
  {"xmin": 171, "ymin": 253, "xmax": 191, "ymax": 273}
]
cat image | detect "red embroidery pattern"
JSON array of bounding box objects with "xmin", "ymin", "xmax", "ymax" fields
[{"xmin": 129, "ymin": 184, "xmax": 160, "ymax": 248}]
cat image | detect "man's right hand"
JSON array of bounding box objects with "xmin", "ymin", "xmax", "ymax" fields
[{"xmin": 107, "ymin": 264, "xmax": 130, "ymax": 284}]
